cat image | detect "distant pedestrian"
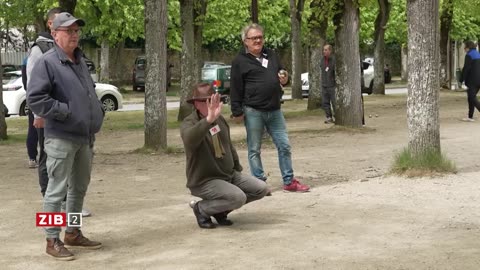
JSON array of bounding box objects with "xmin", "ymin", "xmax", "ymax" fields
[
  {"xmin": 460, "ymin": 40, "xmax": 480, "ymax": 122},
  {"xmin": 320, "ymin": 44, "xmax": 336, "ymax": 124}
]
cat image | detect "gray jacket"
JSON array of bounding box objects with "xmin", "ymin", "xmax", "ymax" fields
[
  {"xmin": 320, "ymin": 55, "xmax": 336, "ymax": 87},
  {"xmin": 27, "ymin": 45, "xmax": 104, "ymax": 145}
]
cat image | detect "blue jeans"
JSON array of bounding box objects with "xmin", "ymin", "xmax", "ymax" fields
[{"xmin": 244, "ymin": 106, "xmax": 294, "ymax": 185}]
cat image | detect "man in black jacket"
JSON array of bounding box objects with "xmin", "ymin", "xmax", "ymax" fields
[
  {"xmin": 320, "ymin": 44, "xmax": 336, "ymax": 124},
  {"xmin": 230, "ymin": 23, "xmax": 310, "ymax": 193},
  {"xmin": 460, "ymin": 40, "xmax": 480, "ymax": 122}
]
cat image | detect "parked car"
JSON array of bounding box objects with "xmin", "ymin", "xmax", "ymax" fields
[
  {"xmin": 203, "ymin": 61, "xmax": 227, "ymax": 68},
  {"xmin": 132, "ymin": 55, "xmax": 172, "ymax": 91},
  {"xmin": 2, "ymin": 64, "xmax": 21, "ymax": 84},
  {"xmin": 201, "ymin": 65, "xmax": 231, "ymax": 95},
  {"xmin": 2, "ymin": 71, "xmax": 123, "ymax": 116},
  {"xmin": 301, "ymin": 59, "xmax": 391, "ymax": 98}
]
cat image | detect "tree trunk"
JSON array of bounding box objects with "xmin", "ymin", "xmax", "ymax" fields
[
  {"xmin": 439, "ymin": 0, "xmax": 453, "ymax": 89},
  {"xmin": 0, "ymin": 49, "xmax": 7, "ymax": 140},
  {"xmin": 401, "ymin": 44, "xmax": 407, "ymax": 81},
  {"xmin": 406, "ymin": 0, "xmax": 440, "ymax": 156},
  {"xmin": 307, "ymin": 0, "xmax": 328, "ymax": 110},
  {"xmin": 251, "ymin": 0, "xmax": 259, "ymax": 23},
  {"xmin": 193, "ymin": 0, "xmax": 207, "ymax": 83},
  {"xmin": 289, "ymin": 0, "xmax": 305, "ymax": 100},
  {"xmin": 372, "ymin": 0, "xmax": 391, "ymax": 95},
  {"xmin": 59, "ymin": 0, "xmax": 77, "ymax": 14},
  {"xmin": 99, "ymin": 40, "xmax": 109, "ymax": 83},
  {"xmin": 178, "ymin": 0, "xmax": 195, "ymax": 121},
  {"xmin": 143, "ymin": 0, "xmax": 168, "ymax": 150},
  {"xmin": 333, "ymin": 0, "xmax": 363, "ymax": 127}
]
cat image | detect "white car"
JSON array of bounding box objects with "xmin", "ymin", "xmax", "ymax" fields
[
  {"xmin": 301, "ymin": 60, "xmax": 375, "ymax": 98},
  {"xmin": 2, "ymin": 71, "xmax": 123, "ymax": 116}
]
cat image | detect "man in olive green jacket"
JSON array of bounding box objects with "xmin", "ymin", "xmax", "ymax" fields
[{"xmin": 181, "ymin": 83, "xmax": 269, "ymax": 229}]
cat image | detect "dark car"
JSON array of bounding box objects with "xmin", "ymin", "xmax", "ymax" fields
[
  {"xmin": 201, "ymin": 65, "xmax": 231, "ymax": 95},
  {"xmin": 132, "ymin": 56, "xmax": 171, "ymax": 91}
]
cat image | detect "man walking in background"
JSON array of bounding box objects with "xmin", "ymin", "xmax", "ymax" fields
[
  {"xmin": 460, "ymin": 40, "xmax": 480, "ymax": 122},
  {"xmin": 321, "ymin": 44, "xmax": 336, "ymax": 124}
]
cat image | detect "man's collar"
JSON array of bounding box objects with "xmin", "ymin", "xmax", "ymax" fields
[
  {"xmin": 243, "ymin": 47, "xmax": 267, "ymax": 59},
  {"xmin": 55, "ymin": 44, "xmax": 82, "ymax": 63}
]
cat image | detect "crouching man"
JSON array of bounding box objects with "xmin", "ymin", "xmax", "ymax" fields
[{"xmin": 181, "ymin": 83, "xmax": 269, "ymax": 229}]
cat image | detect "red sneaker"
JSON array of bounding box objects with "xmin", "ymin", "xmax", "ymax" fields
[{"xmin": 283, "ymin": 179, "xmax": 310, "ymax": 192}]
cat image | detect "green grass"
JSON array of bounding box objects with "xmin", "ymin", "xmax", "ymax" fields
[
  {"xmin": 390, "ymin": 147, "xmax": 457, "ymax": 177},
  {"xmin": 0, "ymin": 133, "xmax": 27, "ymax": 145}
]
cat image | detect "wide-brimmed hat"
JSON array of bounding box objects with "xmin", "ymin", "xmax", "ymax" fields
[
  {"xmin": 187, "ymin": 83, "xmax": 215, "ymax": 104},
  {"xmin": 52, "ymin": 12, "xmax": 85, "ymax": 30}
]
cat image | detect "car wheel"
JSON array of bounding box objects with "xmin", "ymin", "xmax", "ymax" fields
[
  {"xmin": 101, "ymin": 95, "xmax": 118, "ymax": 112},
  {"xmin": 19, "ymin": 101, "xmax": 28, "ymax": 116}
]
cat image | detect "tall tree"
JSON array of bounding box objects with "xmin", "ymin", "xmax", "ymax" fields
[
  {"xmin": 333, "ymin": 0, "xmax": 363, "ymax": 127},
  {"xmin": 77, "ymin": 0, "xmax": 144, "ymax": 83},
  {"xmin": 0, "ymin": 49, "xmax": 7, "ymax": 140},
  {"xmin": 178, "ymin": 0, "xmax": 195, "ymax": 121},
  {"xmin": 251, "ymin": 0, "xmax": 259, "ymax": 23},
  {"xmin": 144, "ymin": 0, "xmax": 168, "ymax": 150},
  {"xmin": 193, "ymin": 0, "xmax": 207, "ymax": 82},
  {"xmin": 289, "ymin": 0, "xmax": 305, "ymax": 99},
  {"xmin": 439, "ymin": 0, "xmax": 453, "ymax": 89},
  {"xmin": 372, "ymin": 0, "xmax": 391, "ymax": 95},
  {"xmin": 406, "ymin": 0, "xmax": 440, "ymax": 155},
  {"xmin": 306, "ymin": 0, "xmax": 329, "ymax": 110}
]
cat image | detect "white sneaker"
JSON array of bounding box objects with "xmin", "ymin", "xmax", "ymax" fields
[
  {"xmin": 82, "ymin": 208, "xmax": 92, "ymax": 217},
  {"xmin": 28, "ymin": 159, "xmax": 38, "ymax": 168},
  {"xmin": 461, "ymin": 118, "xmax": 475, "ymax": 122}
]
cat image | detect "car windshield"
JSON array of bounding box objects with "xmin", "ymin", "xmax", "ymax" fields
[
  {"xmin": 7, "ymin": 76, "xmax": 22, "ymax": 85},
  {"xmin": 201, "ymin": 68, "xmax": 217, "ymax": 80}
]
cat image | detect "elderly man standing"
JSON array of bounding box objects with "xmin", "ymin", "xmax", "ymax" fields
[
  {"xmin": 27, "ymin": 12, "xmax": 104, "ymax": 261},
  {"xmin": 320, "ymin": 44, "xmax": 336, "ymax": 124},
  {"xmin": 230, "ymin": 23, "xmax": 310, "ymax": 193},
  {"xmin": 181, "ymin": 83, "xmax": 269, "ymax": 229}
]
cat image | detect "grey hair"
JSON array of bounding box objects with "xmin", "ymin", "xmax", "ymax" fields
[{"xmin": 241, "ymin": 23, "xmax": 264, "ymax": 41}]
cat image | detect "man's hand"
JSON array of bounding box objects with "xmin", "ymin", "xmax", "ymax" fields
[
  {"xmin": 232, "ymin": 115, "xmax": 244, "ymax": 124},
  {"xmin": 33, "ymin": 117, "xmax": 45, "ymax": 128},
  {"xmin": 278, "ymin": 69, "xmax": 289, "ymax": 86},
  {"xmin": 206, "ymin": 93, "xmax": 223, "ymax": 124}
]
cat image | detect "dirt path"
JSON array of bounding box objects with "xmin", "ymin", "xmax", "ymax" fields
[{"xmin": 1, "ymin": 91, "xmax": 480, "ymax": 269}]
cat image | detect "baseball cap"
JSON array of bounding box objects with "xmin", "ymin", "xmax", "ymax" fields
[{"xmin": 52, "ymin": 12, "xmax": 85, "ymax": 30}]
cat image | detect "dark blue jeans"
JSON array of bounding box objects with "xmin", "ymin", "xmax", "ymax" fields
[
  {"xmin": 26, "ymin": 111, "xmax": 38, "ymax": 160},
  {"xmin": 467, "ymin": 85, "xmax": 480, "ymax": 118}
]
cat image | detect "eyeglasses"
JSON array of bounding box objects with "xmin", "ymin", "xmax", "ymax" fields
[
  {"xmin": 246, "ymin": 35, "xmax": 264, "ymax": 41},
  {"xmin": 56, "ymin": 29, "xmax": 82, "ymax": 36}
]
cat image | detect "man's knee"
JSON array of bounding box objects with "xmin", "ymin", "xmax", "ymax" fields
[{"xmin": 227, "ymin": 191, "xmax": 247, "ymax": 209}]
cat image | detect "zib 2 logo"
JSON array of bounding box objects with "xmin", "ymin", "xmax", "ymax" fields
[{"xmin": 36, "ymin": 213, "xmax": 82, "ymax": 227}]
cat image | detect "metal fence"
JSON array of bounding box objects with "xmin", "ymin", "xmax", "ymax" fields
[{"xmin": 1, "ymin": 52, "xmax": 28, "ymax": 65}]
